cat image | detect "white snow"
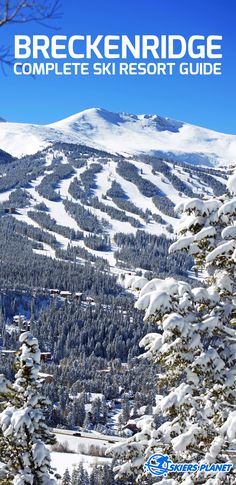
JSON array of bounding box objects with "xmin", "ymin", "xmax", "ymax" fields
[
  {"xmin": 218, "ymin": 199, "xmax": 236, "ymax": 216},
  {"xmin": 169, "ymin": 236, "xmax": 193, "ymax": 253},
  {"xmin": 222, "ymin": 226, "xmax": 236, "ymax": 239},
  {"xmin": 193, "ymin": 226, "xmax": 216, "ymax": 241},
  {"xmin": 49, "ymin": 108, "xmax": 236, "ymax": 167},
  {"xmin": 206, "ymin": 240, "xmax": 236, "ymax": 263},
  {"xmin": 101, "ymin": 160, "xmax": 174, "ymax": 230},
  {"xmin": 0, "ymin": 375, "xmax": 11, "ymax": 395},
  {"xmin": 0, "ymin": 108, "xmax": 235, "ymax": 167},
  {"xmin": 124, "ymin": 275, "xmax": 148, "ymax": 291},
  {"xmin": 176, "ymin": 198, "xmax": 221, "ymax": 217},
  {"xmin": 51, "ymin": 451, "xmax": 111, "ymax": 477},
  {"xmin": 160, "ymin": 383, "xmax": 193, "ymax": 411},
  {"xmin": 220, "ymin": 412, "xmax": 236, "ymax": 440},
  {"xmin": 50, "ymin": 428, "xmax": 123, "ymax": 476},
  {"xmin": 135, "ymin": 278, "xmax": 179, "ymax": 319},
  {"xmin": 0, "ymin": 189, "xmax": 12, "ymax": 203},
  {"xmin": 172, "ymin": 424, "xmax": 200, "ymax": 453},
  {"xmin": 139, "ymin": 333, "xmax": 163, "ymax": 359},
  {"xmin": 0, "ymin": 132, "xmax": 230, "ymax": 271},
  {"xmin": 227, "ymin": 171, "xmax": 236, "ymax": 194}
]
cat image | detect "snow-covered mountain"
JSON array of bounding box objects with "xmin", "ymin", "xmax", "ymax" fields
[
  {"xmin": 0, "ymin": 108, "xmax": 233, "ymax": 272},
  {"xmin": 0, "ymin": 141, "xmax": 228, "ymax": 269},
  {"xmin": 0, "ymin": 108, "xmax": 235, "ymax": 166}
]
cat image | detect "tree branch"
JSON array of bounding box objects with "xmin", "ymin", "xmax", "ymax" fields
[
  {"xmin": 0, "ymin": 0, "xmax": 61, "ymax": 27},
  {"xmin": 0, "ymin": 0, "xmax": 62, "ymax": 70}
]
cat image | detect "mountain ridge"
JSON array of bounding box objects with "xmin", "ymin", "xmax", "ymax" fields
[{"xmin": 0, "ymin": 107, "xmax": 235, "ymax": 166}]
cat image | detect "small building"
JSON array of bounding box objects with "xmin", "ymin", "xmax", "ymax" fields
[
  {"xmin": 38, "ymin": 372, "xmax": 53, "ymax": 383},
  {"xmin": 49, "ymin": 289, "xmax": 60, "ymax": 295},
  {"xmin": 13, "ymin": 315, "xmax": 30, "ymax": 333},
  {"xmin": 85, "ymin": 296, "xmax": 95, "ymax": 303},
  {"xmin": 20, "ymin": 323, "xmax": 31, "ymax": 333},
  {"xmin": 4, "ymin": 207, "xmax": 16, "ymax": 214},
  {"xmin": 13, "ymin": 315, "xmax": 25, "ymax": 324},
  {"xmin": 0, "ymin": 349, "xmax": 16, "ymax": 356},
  {"xmin": 41, "ymin": 352, "xmax": 52, "ymax": 362},
  {"xmin": 123, "ymin": 422, "xmax": 140, "ymax": 436},
  {"xmin": 1, "ymin": 350, "xmax": 53, "ymax": 365},
  {"xmin": 60, "ymin": 291, "xmax": 72, "ymax": 298}
]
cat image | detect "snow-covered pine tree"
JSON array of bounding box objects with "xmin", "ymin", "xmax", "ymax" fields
[
  {"xmin": 78, "ymin": 463, "xmax": 89, "ymax": 485},
  {"xmin": 109, "ymin": 276, "xmax": 210, "ymax": 484},
  {"xmin": 0, "ymin": 332, "xmax": 57, "ymax": 485},
  {"xmin": 89, "ymin": 466, "xmax": 97, "ymax": 485},
  {"xmin": 61, "ymin": 469, "xmax": 71, "ymax": 485},
  {"xmin": 71, "ymin": 463, "xmax": 89, "ymax": 485},
  {"xmin": 71, "ymin": 468, "xmax": 79, "ymax": 485},
  {"xmin": 108, "ymin": 171, "xmax": 236, "ymax": 484},
  {"xmin": 0, "ymin": 374, "xmax": 14, "ymax": 483},
  {"xmin": 168, "ymin": 172, "xmax": 236, "ymax": 483}
]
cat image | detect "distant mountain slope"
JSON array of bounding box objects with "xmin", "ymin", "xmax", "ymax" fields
[
  {"xmin": 0, "ymin": 148, "xmax": 14, "ymax": 164},
  {"xmin": 0, "ymin": 108, "xmax": 235, "ymax": 166}
]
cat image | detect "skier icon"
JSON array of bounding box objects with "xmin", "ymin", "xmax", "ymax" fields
[{"xmin": 144, "ymin": 453, "xmax": 173, "ymax": 476}]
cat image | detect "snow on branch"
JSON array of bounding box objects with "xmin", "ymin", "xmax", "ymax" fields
[{"xmin": 206, "ymin": 240, "xmax": 236, "ymax": 264}]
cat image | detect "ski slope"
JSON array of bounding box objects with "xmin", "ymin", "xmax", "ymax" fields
[{"xmin": 0, "ymin": 144, "xmax": 228, "ymax": 269}]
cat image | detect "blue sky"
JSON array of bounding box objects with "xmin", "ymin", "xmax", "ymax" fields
[{"xmin": 0, "ymin": 0, "xmax": 235, "ymax": 133}]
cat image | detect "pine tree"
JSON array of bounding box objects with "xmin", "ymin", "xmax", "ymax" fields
[
  {"xmin": 83, "ymin": 467, "xmax": 89, "ymax": 485},
  {"xmin": 109, "ymin": 172, "xmax": 236, "ymax": 484},
  {"xmin": 71, "ymin": 467, "xmax": 79, "ymax": 485},
  {"xmin": 0, "ymin": 332, "xmax": 57, "ymax": 484},
  {"xmin": 71, "ymin": 464, "xmax": 89, "ymax": 485},
  {"xmin": 62, "ymin": 468, "xmax": 71, "ymax": 485},
  {"xmin": 89, "ymin": 467, "xmax": 97, "ymax": 485},
  {"xmin": 118, "ymin": 395, "xmax": 130, "ymax": 428},
  {"xmin": 77, "ymin": 463, "xmax": 89, "ymax": 485}
]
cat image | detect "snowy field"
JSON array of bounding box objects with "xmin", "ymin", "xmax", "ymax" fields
[
  {"xmin": 50, "ymin": 429, "xmax": 123, "ymax": 477},
  {"xmin": 51, "ymin": 451, "xmax": 111, "ymax": 477}
]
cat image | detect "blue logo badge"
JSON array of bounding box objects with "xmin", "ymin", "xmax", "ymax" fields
[
  {"xmin": 144, "ymin": 454, "xmax": 173, "ymax": 476},
  {"xmin": 144, "ymin": 454, "xmax": 233, "ymax": 477}
]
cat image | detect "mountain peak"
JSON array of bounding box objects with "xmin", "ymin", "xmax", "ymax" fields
[
  {"xmin": 0, "ymin": 108, "xmax": 235, "ymax": 166},
  {"xmin": 49, "ymin": 107, "xmax": 126, "ymax": 128},
  {"xmin": 42, "ymin": 108, "xmax": 236, "ymax": 165},
  {"xmin": 49, "ymin": 107, "xmax": 183, "ymax": 134},
  {"xmin": 0, "ymin": 117, "xmax": 6, "ymax": 123}
]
